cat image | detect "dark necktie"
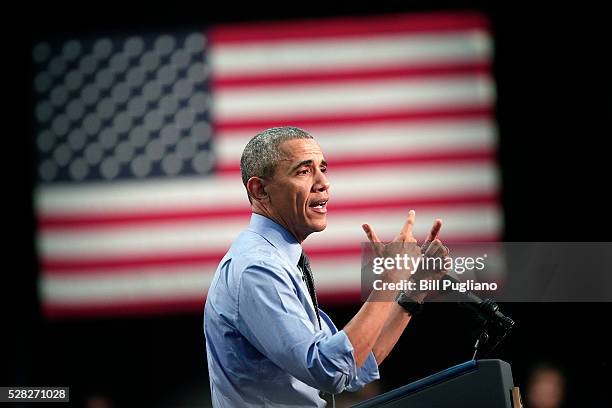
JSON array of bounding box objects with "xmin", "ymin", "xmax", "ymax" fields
[
  {"xmin": 298, "ymin": 251, "xmax": 322, "ymax": 330},
  {"xmin": 299, "ymin": 252, "xmax": 335, "ymax": 405}
]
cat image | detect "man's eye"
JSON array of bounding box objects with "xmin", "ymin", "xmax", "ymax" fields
[
  {"xmin": 299, "ymin": 169, "xmax": 311, "ymax": 175},
  {"xmin": 321, "ymin": 167, "xmax": 327, "ymax": 173}
]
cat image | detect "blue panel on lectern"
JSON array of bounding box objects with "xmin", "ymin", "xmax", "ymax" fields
[{"xmin": 353, "ymin": 359, "xmax": 514, "ymax": 408}]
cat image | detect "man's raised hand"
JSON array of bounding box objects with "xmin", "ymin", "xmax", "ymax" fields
[{"xmin": 362, "ymin": 210, "xmax": 421, "ymax": 280}]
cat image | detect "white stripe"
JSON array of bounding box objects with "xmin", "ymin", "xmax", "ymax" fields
[
  {"xmin": 35, "ymin": 175, "xmax": 247, "ymax": 214},
  {"xmin": 211, "ymin": 32, "xmax": 491, "ymax": 76},
  {"xmin": 40, "ymin": 256, "xmax": 360, "ymax": 303},
  {"xmin": 36, "ymin": 162, "xmax": 499, "ymax": 214},
  {"xmin": 213, "ymin": 76, "xmax": 495, "ymax": 121},
  {"xmin": 216, "ymin": 119, "xmax": 498, "ymax": 166},
  {"xmin": 40, "ymin": 266, "xmax": 211, "ymax": 302},
  {"xmin": 39, "ymin": 206, "xmax": 502, "ymax": 259}
]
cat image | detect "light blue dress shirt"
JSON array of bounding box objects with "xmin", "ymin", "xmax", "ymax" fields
[{"xmin": 204, "ymin": 213, "xmax": 380, "ymax": 407}]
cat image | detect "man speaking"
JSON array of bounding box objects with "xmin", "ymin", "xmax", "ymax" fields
[{"xmin": 204, "ymin": 127, "xmax": 447, "ymax": 407}]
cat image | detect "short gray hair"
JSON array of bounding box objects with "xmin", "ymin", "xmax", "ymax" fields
[{"xmin": 240, "ymin": 126, "xmax": 313, "ymax": 195}]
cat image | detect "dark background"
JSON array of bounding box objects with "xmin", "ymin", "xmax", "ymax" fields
[{"xmin": 10, "ymin": 1, "xmax": 612, "ymax": 406}]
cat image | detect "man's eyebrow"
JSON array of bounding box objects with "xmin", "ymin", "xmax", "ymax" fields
[
  {"xmin": 289, "ymin": 160, "xmax": 313, "ymax": 173},
  {"xmin": 288, "ymin": 159, "xmax": 327, "ymax": 173}
]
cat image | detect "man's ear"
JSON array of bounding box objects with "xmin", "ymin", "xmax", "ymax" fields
[{"xmin": 246, "ymin": 176, "xmax": 268, "ymax": 201}]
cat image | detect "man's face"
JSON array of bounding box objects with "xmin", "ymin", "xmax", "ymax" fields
[{"xmin": 263, "ymin": 138, "xmax": 330, "ymax": 242}]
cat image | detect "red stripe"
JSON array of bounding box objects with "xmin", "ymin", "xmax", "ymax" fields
[
  {"xmin": 39, "ymin": 192, "xmax": 498, "ymax": 231},
  {"xmin": 42, "ymin": 251, "xmax": 225, "ymax": 273},
  {"xmin": 214, "ymin": 116, "xmax": 496, "ymax": 139},
  {"xmin": 210, "ymin": 12, "xmax": 489, "ymax": 44},
  {"xmin": 43, "ymin": 297, "xmax": 205, "ymax": 319},
  {"xmin": 39, "ymin": 209, "xmax": 251, "ymax": 231},
  {"xmin": 214, "ymin": 105, "xmax": 492, "ymax": 132},
  {"xmin": 41, "ymin": 233, "xmax": 500, "ymax": 275},
  {"xmin": 42, "ymin": 289, "xmax": 361, "ymax": 319},
  {"xmin": 213, "ymin": 61, "xmax": 491, "ymax": 88},
  {"xmin": 217, "ymin": 148, "xmax": 495, "ymax": 174}
]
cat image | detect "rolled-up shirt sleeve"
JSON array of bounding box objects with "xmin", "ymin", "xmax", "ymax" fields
[
  {"xmin": 347, "ymin": 349, "xmax": 379, "ymax": 391},
  {"xmin": 318, "ymin": 309, "xmax": 380, "ymax": 392},
  {"xmin": 236, "ymin": 259, "xmax": 379, "ymax": 394}
]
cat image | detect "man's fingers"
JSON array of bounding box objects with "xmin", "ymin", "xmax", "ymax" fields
[
  {"xmin": 397, "ymin": 210, "xmax": 416, "ymax": 241},
  {"xmin": 362, "ymin": 223, "xmax": 381, "ymax": 244},
  {"xmin": 362, "ymin": 224, "xmax": 384, "ymax": 257},
  {"xmin": 421, "ymin": 219, "xmax": 442, "ymax": 253},
  {"xmin": 425, "ymin": 219, "xmax": 442, "ymax": 243}
]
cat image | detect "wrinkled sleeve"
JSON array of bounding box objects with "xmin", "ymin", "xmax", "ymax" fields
[
  {"xmin": 318, "ymin": 309, "xmax": 380, "ymax": 392},
  {"xmin": 236, "ymin": 259, "xmax": 375, "ymax": 394},
  {"xmin": 346, "ymin": 351, "xmax": 379, "ymax": 391}
]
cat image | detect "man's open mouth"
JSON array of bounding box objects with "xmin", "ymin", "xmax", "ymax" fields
[{"xmin": 308, "ymin": 199, "xmax": 328, "ymax": 213}]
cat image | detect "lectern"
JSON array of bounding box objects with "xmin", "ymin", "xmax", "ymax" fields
[{"xmin": 352, "ymin": 359, "xmax": 521, "ymax": 408}]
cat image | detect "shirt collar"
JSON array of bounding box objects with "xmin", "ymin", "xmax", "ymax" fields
[{"xmin": 248, "ymin": 213, "xmax": 303, "ymax": 268}]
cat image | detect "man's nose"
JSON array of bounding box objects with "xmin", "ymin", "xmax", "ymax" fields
[{"xmin": 314, "ymin": 171, "xmax": 330, "ymax": 193}]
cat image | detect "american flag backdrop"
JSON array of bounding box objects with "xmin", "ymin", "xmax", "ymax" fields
[{"xmin": 32, "ymin": 12, "xmax": 503, "ymax": 318}]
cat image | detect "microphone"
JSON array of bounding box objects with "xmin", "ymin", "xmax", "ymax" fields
[{"xmin": 441, "ymin": 274, "xmax": 515, "ymax": 331}]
